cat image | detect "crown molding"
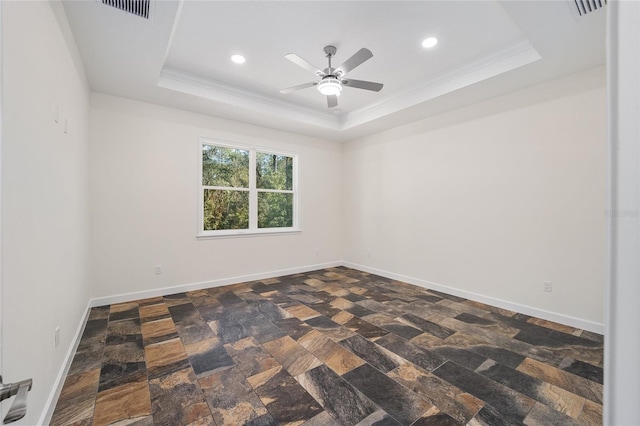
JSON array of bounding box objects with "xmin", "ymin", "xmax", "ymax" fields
[
  {"xmin": 341, "ymin": 39, "xmax": 542, "ymax": 129},
  {"xmin": 158, "ymin": 39, "xmax": 540, "ymax": 133},
  {"xmin": 157, "ymin": 67, "xmax": 341, "ymax": 130}
]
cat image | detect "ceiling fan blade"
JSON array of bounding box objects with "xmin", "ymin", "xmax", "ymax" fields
[
  {"xmin": 335, "ymin": 48, "xmax": 373, "ymax": 76},
  {"xmin": 285, "ymin": 53, "xmax": 324, "ymax": 76},
  {"xmin": 342, "ymin": 79, "xmax": 383, "ymax": 92},
  {"xmin": 327, "ymin": 95, "xmax": 338, "ymax": 108},
  {"xmin": 279, "ymin": 82, "xmax": 317, "ymax": 94}
]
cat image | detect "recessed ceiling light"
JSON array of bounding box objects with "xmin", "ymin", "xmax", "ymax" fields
[
  {"xmin": 230, "ymin": 54, "xmax": 246, "ymax": 64},
  {"xmin": 422, "ymin": 37, "xmax": 438, "ymax": 48}
]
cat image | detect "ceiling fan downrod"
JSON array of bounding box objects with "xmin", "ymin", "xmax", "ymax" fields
[{"xmin": 324, "ymin": 45, "xmax": 337, "ymax": 74}]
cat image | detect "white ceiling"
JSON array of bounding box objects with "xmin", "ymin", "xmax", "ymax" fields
[{"xmin": 62, "ymin": 0, "xmax": 606, "ymax": 142}]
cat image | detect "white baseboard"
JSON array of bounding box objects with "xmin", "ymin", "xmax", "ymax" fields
[
  {"xmin": 343, "ymin": 261, "xmax": 604, "ymax": 334},
  {"xmin": 89, "ymin": 261, "xmax": 342, "ymax": 308},
  {"xmin": 38, "ymin": 300, "xmax": 92, "ymax": 426}
]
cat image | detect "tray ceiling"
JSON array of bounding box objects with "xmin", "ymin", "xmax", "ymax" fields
[{"xmin": 62, "ymin": 0, "xmax": 606, "ymax": 142}]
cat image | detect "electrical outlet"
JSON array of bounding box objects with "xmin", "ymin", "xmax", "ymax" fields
[
  {"xmin": 543, "ymin": 281, "xmax": 552, "ymax": 292},
  {"xmin": 54, "ymin": 327, "xmax": 60, "ymax": 348},
  {"xmin": 367, "ymin": 250, "xmax": 372, "ymax": 258},
  {"xmin": 314, "ymin": 248, "xmax": 319, "ymax": 255},
  {"xmin": 155, "ymin": 265, "xmax": 163, "ymax": 275}
]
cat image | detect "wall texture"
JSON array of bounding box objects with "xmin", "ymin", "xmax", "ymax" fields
[
  {"xmin": 89, "ymin": 94, "xmax": 344, "ymax": 299},
  {"xmin": 1, "ymin": 1, "xmax": 91, "ymax": 423},
  {"xmin": 343, "ymin": 68, "xmax": 606, "ymax": 329}
]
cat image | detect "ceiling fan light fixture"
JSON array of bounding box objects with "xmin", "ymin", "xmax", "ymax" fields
[{"xmin": 317, "ymin": 77, "xmax": 342, "ymax": 96}]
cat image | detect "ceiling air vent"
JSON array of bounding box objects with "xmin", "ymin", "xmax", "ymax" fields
[
  {"xmin": 573, "ymin": 0, "xmax": 606, "ymax": 16},
  {"xmin": 102, "ymin": 0, "xmax": 150, "ymax": 19}
]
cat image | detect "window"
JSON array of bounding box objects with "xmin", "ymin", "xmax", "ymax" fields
[{"xmin": 199, "ymin": 140, "xmax": 298, "ymax": 236}]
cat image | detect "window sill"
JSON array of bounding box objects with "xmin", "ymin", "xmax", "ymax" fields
[{"xmin": 196, "ymin": 228, "xmax": 301, "ymax": 240}]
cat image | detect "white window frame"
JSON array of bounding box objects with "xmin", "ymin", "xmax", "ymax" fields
[{"xmin": 198, "ymin": 138, "xmax": 300, "ymax": 238}]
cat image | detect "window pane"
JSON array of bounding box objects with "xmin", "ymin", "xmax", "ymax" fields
[
  {"xmin": 202, "ymin": 145, "xmax": 249, "ymax": 188},
  {"xmin": 203, "ymin": 189, "xmax": 249, "ymax": 230},
  {"xmin": 256, "ymin": 152, "xmax": 293, "ymax": 190},
  {"xmin": 258, "ymin": 192, "xmax": 293, "ymax": 228}
]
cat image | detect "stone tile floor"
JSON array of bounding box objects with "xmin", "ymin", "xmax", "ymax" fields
[{"xmin": 50, "ymin": 267, "xmax": 603, "ymax": 425}]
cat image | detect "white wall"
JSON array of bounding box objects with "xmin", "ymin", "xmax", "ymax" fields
[
  {"xmin": 89, "ymin": 94, "xmax": 343, "ymax": 299},
  {"xmin": 605, "ymin": 0, "xmax": 640, "ymax": 423},
  {"xmin": 343, "ymin": 67, "xmax": 606, "ymax": 329},
  {"xmin": 1, "ymin": 1, "xmax": 90, "ymax": 424}
]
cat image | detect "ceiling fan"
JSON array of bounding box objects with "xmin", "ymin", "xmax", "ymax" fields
[{"xmin": 280, "ymin": 45, "xmax": 384, "ymax": 108}]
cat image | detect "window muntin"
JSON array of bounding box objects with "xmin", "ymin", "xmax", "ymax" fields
[{"xmin": 200, "ymin": 140, "xmax": 298, "ymax": 236}]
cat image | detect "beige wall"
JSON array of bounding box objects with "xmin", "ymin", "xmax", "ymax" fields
[
  {"xmin": 1, "ymin": 1, "xmax": 91, "ymax": 423},
  {"xmin": 343, "ymin": 68, "xmax": 606, "ymax": 329},
  {"xmin": 88, "ymin": 94, "xmax": 344, "ymax": 299}
]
